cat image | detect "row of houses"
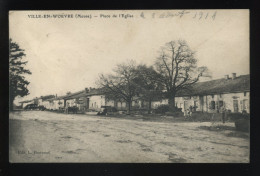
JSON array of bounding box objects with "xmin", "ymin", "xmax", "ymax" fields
[{"xmin": 19, "ymin": 73, "xmax": 250, "ymax": 114}]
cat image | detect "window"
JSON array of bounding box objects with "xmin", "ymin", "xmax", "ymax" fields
[
  {"xmin": 210, "ymin": 101, "xmax": 215, "ymax": 110},
  {"xmin": 243, "ymin": 99, "xmax": 248, "ymax": 110},
  {"xmin": 212, "ymin": 95, "xmax": 214, "ymax": 98},
  {"xmin": 244, "ymin": 92, "xmax": 247, "ymax": 97},
  {"xmin": 219, "ymin": 94, "xmax": 222, "ymax": 98},
  {"xmin": 219, "ymin": 101, "xmax": 224, "ymax": 107}
]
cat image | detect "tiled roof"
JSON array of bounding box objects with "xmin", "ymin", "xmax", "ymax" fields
[
  {"xmin": 176, "ymin": 74, "xmax": 250, "ymax": 96},
  {"xmin": 30, "ymin": 74, "xmax": 250, "ymax": 103},
  {"xmin": 19, "ymin": 99, "xmax": 34, "ymax": 103},
  {"xmin": 61, "ymin": 88, "xmax": 104, "ymax": 100},
  {"xmin": 39, "ymin": 95, "xmax": 55, "ymax": 101}
]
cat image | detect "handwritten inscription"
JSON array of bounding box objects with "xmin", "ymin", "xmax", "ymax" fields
[{"xmin": 27, "ymin": 11, "xmax": 217, "ymax": 20}]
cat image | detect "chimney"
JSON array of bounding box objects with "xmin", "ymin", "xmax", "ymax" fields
[
  {"xmin": 224, "ymin": 75, "xmax": 229, "ymax": 79},
  {"xmin": 85, "ymin": 88, "xmax": 89, "ymax": 93},
  {"xmin": 232, "ymin": 73, "xmax": 236, "ymax": 79}
]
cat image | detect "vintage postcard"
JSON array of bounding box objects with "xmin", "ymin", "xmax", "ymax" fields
[{"xmin": 9, "ymin": 10, "xmax": 249, "ymax": 163}]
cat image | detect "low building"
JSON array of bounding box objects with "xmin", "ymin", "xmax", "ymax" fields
[
  {"xmin": 151, "ymin": 99, "xmax": 168, "ymax": 109},
  {"xmin": 173, "ymin": 73, "xmax": 250, "ymax": 115},
  {"xmin": 29, "ymin": 73, "xmax": 249, "ymax": 115},
  {"xmin": 64, "ymin": 90, "xmax": 87, "ymax": 111}
]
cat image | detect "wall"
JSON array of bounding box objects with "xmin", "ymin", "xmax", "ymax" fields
[
  {"xmin": 151, "ymin": 99, "xmax": 168, "ymax": 109},
  {"xmin": 66, "ymin": 99, "xmax": 76, "ymax": 107},
  {"xmin": 84, "ymin": 94, "xmax": 145, "ymax": 111},
  {"xmin": 105, "ymin": 99, "xmax": 115, "ymax": 107},
  {"xmin": 174, "ymin": 91, "xmax": 250, "ymax": 114},
  {"xmin": 88, "ymin": 95, "xmax": 106, "ymax": 111},
  {"xmin": 38, "ymin": 99, "xmax": 43, "ymax": 106},
  {"xmin": 53, "ymin": 99, "xmax": 64, "ymax": 110}
]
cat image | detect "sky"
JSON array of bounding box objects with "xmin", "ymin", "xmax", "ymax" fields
[{"xmin": 9, "ymin": 10, "xmax": 249, "ymax": 104}]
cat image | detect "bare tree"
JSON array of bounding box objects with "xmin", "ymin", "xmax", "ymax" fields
[
  {"xmin": 97, "ymin": 60, "xmax": 137, "ymax": 114},
  {"xmin": 155, "ymin": 40, "xmax": 211, "ymax": 111},
  {"xmin": 133, "ymin": 65, "xmax": 163, "ymax": 114}
]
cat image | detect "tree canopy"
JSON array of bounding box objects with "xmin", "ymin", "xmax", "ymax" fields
[
  {"xmin": 9, "ymin": 39, "xmax": 31, "ymax": 110},
  {"xmin": 155, "ymin": 40, "xmax": 211, "ymax": 110},
  {"xmin": 132, "ymin": 65, "xmax": 163, "ymax": 113},
  {"xmin": 97, "ymin": 60, "xmax": 137, "ymax": 113}
]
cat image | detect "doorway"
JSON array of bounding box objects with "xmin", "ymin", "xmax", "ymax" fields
[
  {"xmin": 233, "ymin": 100, "xmax": 239, "ymax": 112},
  {"xmin": 86, "ymin": 98, "xmax": 90, "ymax": 109}
]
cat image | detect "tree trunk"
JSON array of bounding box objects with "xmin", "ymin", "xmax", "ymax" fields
[
  {"xmin": 148, "ymin": 98, "xmax": 152, "ymax": 114},
  {"xmin": 168, "ymin": 95, "xmax": 176, "ymax": 112},
  {"xmin": 127, "ymin": 100, "xmax": 132, "ymax": 115}
]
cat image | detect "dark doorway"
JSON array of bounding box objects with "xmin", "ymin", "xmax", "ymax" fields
[
  {"xmin": 199, "ymin": 96, "xmax": 204, "ymax": 112},
  {"xmin": 219, "ymin": 101, "xmax": 224, "ymax": 107},
  {"xmin": 233, "ymin": 100, "xmax": 239, "ymax": 112},
  {"xmin": 210, "ymin": 101, "xmax": 215, "ymax": 110},
  {"xmin": 86, "ymin": 98, "xmax": 90, "ymax": 109}
]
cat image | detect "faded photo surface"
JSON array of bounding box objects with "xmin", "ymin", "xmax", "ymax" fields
[{"xmin": 9, "ymin": 10, "xmax": 249, "ymax": 163}]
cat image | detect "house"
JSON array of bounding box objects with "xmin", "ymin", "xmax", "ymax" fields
[
  {"xmin": 150, "ymin": 74, "xmax": 249, "ymax": 115},
  {"xmin": 151, "ymin": 99, "xmax": 168, "ymax": 109},
  {"xmin": 39, "ymin": 95, "xmax": 66, "ymax": 110},
  {"xmin": 85, "ymin": 88, "xmax": 146, "ymax": 111},
  {"xmin": 34, "ymin": 95, "xmax": 55, "ymax": 107},
  {"xmin": 61, "ymin": 88, "xmax": 135, "ymax": 112},
  {"xmin": 81, "ymin": 88, "xmax": 115, "ymax": 112},
  {"xmin": 53, "ymin": 96, "xmax": 66, "ymax": 110},
  {"xmin": 63, "ymin": 90, "xmax": 87, "ymax": 111},
  {"xmin": 172, "ymin": 73, "xmax": 250, "ymax": 115}
]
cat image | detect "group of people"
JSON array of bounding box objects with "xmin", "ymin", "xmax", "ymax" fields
[
  {"xmin": 186, "ymin": 105, "xmax": 197, "ymax": 117},
  {"xmin": 219, "ymin": 106, "xmax": 227, "ymax": 123},
  {"xmin": 185, "ymin": 105, "xmax": 227, "ymax": 124}
]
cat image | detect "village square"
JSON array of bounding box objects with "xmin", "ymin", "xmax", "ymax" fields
[{"xmin": 9, "ymin": 10, "xmax": 249, "ymax": 163}]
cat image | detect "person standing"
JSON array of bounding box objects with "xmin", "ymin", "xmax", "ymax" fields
[
  {"xmin": 189, "ymin": 105, "xmax": 193, "ymax": 116},
  {"xmin": 65, "ymin": 102, "xmax": 70, "ymax": 114},
  {"xmin": 220, "ymin": 106, "xmax": 226, "ymax": 124}
]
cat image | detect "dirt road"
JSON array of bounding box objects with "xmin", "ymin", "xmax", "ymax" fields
[{"xmin": 9, "ymin": 111, "xmax": 249, "ymax": 163}]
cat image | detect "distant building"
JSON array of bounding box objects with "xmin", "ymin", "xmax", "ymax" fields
[{"xmin": 19, "ymin": 99, "xmax": 35, "ymax": 108}]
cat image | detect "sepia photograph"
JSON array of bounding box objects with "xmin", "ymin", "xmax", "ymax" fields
[{"xmin": 9, "ymin": 10, "xmax": 249, "ymax": 163}]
